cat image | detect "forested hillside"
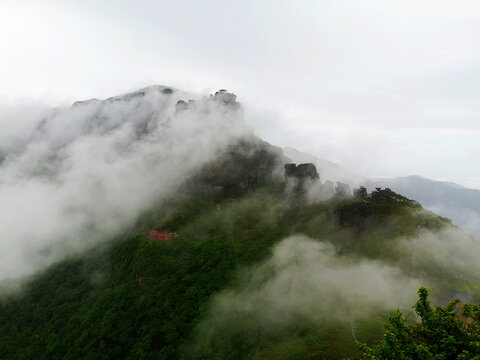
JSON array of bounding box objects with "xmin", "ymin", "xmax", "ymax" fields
[{"xmin": 1, "ymin": 134, "xmax": 478, "ymax": 360}]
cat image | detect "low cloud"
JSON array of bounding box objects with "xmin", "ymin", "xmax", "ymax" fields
[
  {"xmin": 0, "ymin": 87, "xmax": 252, "ymax": 281},
  {"xmin": 189, "ymin": 225, "xmax": 480, "ymax": 356},
  {"xmin": 190, "ymin": 235, "xmax": 420, "ymax": 354},
  {"xmin": 397, "ymin": 226, "xmax": 480, "ymax": 289},
  {"xmin": 428, "ymin": 203, "xmax": 480, "ymax": 241}
]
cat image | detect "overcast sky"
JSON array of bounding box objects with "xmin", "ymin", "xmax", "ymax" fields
[{"xmin": 1, "ymin": 0, "xmax": 479, "ymax": 188}]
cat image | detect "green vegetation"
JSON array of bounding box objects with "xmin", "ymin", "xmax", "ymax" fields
[
  {"xmin": 0, "ymin": 139, "xmax": 477, "ymax": 359},
  {"xmin": 359, "ymin": 287, "xmax": 480, "ymax": 359}
]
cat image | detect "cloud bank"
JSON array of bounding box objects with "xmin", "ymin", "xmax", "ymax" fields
[
  {"xmin": 0, "ymin": 86, "xmax": 251, "ymax": 280},
  {"xmin": 190, "ymin": 235, "xmax": 420, "ymax": 355},
  {"xmin": 189, "ymin": 225, "xmax": 480, "ymax": 356}
]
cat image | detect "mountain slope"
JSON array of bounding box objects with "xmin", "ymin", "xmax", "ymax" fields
[
  {"xmin": 284, "ymin": 147, "xmax": 480, "ymax": 239},
  {"xmin": 368, "ymin": 175, "xmax": 480, "ymax": 239},
  {"xmin": 1, "ymin": 140, "xmax": 478, "ymax": 359},
  {"xmin": 0, "ymin": 86, "xmax": 252, "ymax": 280},
  {"xmin": 1, "ymin": 88, "xmax": 479, "ymax": 360}
]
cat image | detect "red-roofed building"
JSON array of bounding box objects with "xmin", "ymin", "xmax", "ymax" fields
[{"xmin": 147, "ymin": 228, "xmax": 177, "ymax": 241}]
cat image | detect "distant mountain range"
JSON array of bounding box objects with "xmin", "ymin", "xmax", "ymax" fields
[
  {"xmin": 368, "ymin": 175, "xmax": 480, "ymax": 239},
  {"xmin": 283, "ymin": 147, "xmax": 366, "ymax": 186},
  {"xmin": 284, "ymin": 147, "xmax": 480, "ymax": 239}
]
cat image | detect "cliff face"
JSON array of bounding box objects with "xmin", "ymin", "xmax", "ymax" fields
[{"xmin": 284, "ymin": 163, "xmax": 320, "ymax": 180}]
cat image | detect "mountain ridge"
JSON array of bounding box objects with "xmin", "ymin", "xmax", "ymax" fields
[
  {"xmin": 283, "ymin": 146, "xmax": 480, "ymax": 239},
  {"xmin": 1, "ymin": 87, "xmax": 479, "ymax": 359}
]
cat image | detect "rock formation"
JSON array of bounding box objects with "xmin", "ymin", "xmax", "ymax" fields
[
  {"xmin": 284, "ymin": 163, "xmax": 319, "ymax": 180},
  {"xmin": 335, "ymin": 182, "xmax": 351, "ymax": 198},
  {"xmin": 175, "ymin": 89, "xmax": 241, "ymax": 114},
  {"xmin": 353, "ymin": 186, "xmax": 367, "ymax": 200}
]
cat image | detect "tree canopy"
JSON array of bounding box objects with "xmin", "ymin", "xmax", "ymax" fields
[{"xmin": 359, "ymin": 287, "xmax": 480, "ymax": 359}]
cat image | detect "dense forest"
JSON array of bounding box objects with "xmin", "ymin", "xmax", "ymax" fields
[{"xmin": 1, "ymin": 137, "xmax": 479, "ymax": 359}]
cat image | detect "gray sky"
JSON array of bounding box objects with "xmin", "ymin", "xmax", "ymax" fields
[{"xmin": 1, "ymin": 0, "xmax": 480, "ymax": 188}]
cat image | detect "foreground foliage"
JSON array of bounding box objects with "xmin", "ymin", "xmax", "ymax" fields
[{"xmin": 359, "ymin": 287, "xmax": 480, "ymax": 359}]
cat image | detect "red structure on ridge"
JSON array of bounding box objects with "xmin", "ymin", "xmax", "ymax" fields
[{"xmin": 147, "ymin": 228, "xmax": 177, "ymax": 241}]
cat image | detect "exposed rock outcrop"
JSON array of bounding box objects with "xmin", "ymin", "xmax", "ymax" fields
[
  {"xmin": 213, "ymin": 89, "xmax": 237, "ymax": 104},
  {"xmin": 175, "ymin": 89, "xmax": 241, "ymax": 114},
  {"xmin": 284, "ymin": 163, "xmax": 319, "ymax": 180},
  {"xmin": 335, "ymin": 182, "xmax": 351, "ymax": 198},
  {"xmin": 353, "ymin": 186, "xmax": 367, "ymax": 200}
]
